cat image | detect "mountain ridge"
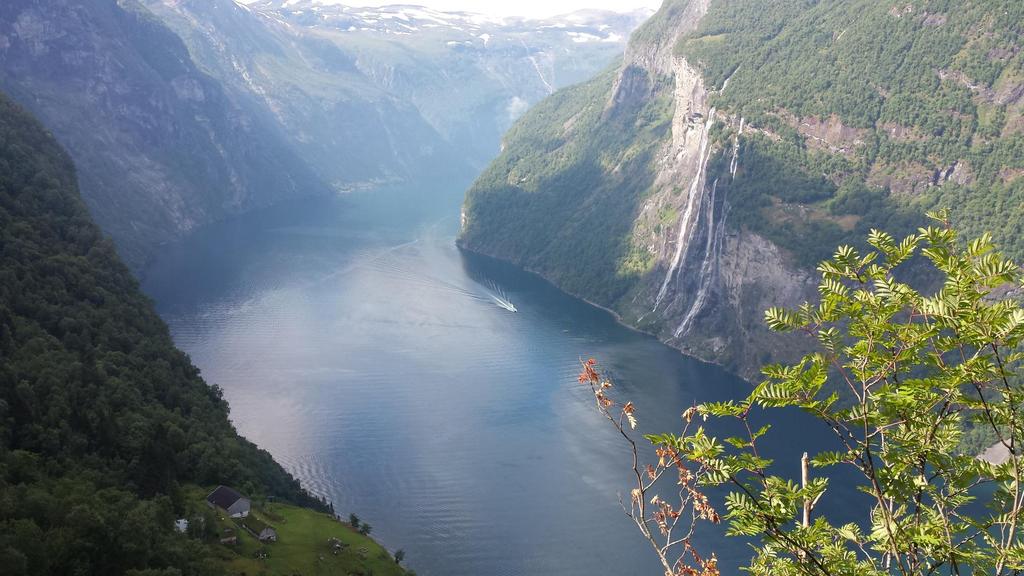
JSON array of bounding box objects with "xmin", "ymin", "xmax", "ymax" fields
[
  {"xmin": 0, "ymin": 0, "xmax": 334, "ymax": 269},
  {"xmin": 460, "ymin": 0, "xmax": 1023, "ymax": 379},
  {"xmin": 241, "ymin": 0, "xmax": 652, "ymax": 169},
  {"xmin": 1, "ymin": 0, "xmax": 645, "ymax": 270}
]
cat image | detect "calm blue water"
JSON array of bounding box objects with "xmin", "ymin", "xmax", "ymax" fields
[{"xmin": 143, "ymin": 183, "xmax": 855, "ymax": 575}]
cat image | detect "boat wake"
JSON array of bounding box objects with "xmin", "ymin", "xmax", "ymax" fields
[
  {"xmin": 364, "ymin": 250, "xmax": 518, "ymax": 313},
  {"xmin": 486, "ymin": 282, "xmax": 518, "ymax": 313}
]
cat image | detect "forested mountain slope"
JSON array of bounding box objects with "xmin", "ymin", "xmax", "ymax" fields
[
  {"xmin": 460, "ymin": 0, "xmax": 1024, "ymax": 378},
  {"xmin": 0, "ymin": 0, "xmax": 329, "ymax": 269},
  {"xmin": 0, "ymin": 91, "xmax": 322, "ymax": 574}
]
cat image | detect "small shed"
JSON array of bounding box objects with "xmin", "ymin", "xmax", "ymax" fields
[
  {"xmin": 206, "ymin": 485, "xmax": 251, "ymax": 518},
  {"xmin": 174, "ymin": 518, "xmax": 189, "ymax": 533},
  {"xmin": 258, "ymin": 527, "xmax": 278, "ymax": 543}
]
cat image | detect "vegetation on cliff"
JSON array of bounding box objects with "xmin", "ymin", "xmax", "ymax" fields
[
  {"xmin": 460, "ymin": 0, "xmax": 1024, "ymax": 374},
  {"xmin": 679, "ymin": 0, "xmax": 1024, "ymax": 263},
  {"xmin": 0, "ymin": 0, "xmax": 331, "ymax": 269},
  {"xmin": 0, "ymin": 91, "xmax": 330, "ymax": 574},
  {"xmin": 460, "ymin": 66, "xmax": 677, "ymax": 305}
]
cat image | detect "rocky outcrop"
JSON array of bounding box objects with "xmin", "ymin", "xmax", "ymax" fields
[
  {"xmin": 618, "ymin": 24, "xmax": 816, "ymax": 378},
  {"xmin": 880, "ymin": 122, "xmax": 924, "ymax": 143},
  {"xmin": 792, "ymin": 114, "xmax": 869, "ymax": 155}
]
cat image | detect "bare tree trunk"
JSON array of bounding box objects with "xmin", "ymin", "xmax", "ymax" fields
[{"xmin": 802, "ymin": 452, "xmax": 810, "ymax": 528}]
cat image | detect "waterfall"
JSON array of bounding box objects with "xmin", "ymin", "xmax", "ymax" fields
[
  {"xmin": 653, "ymin": 108, "xmax": 716, "ymax": 311},
  {"xmin": 674, "ymin": 116, "xmax": 743, "ymax": 336},
  {"xmin": 521, "ymin": 40, "xmax": 554, "ymax": 94},
  {"xmin": 729, "ymin": 117, "xmax": 744, "ymax": 178},
  {"xmin": 719, "ymin": 65, "xmax": 740, "ymax": 93},
  {"xmin": 729, "ymin": 136, "xmax": 739, "ymax": 178},
  {"xmin": 674, "ymin": 178, "xmax": 726, "ymax": 338}
]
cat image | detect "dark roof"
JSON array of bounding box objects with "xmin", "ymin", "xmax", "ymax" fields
[{"xmin": 207, "ymin": 485, "xmax": 245, "ymax": 509}]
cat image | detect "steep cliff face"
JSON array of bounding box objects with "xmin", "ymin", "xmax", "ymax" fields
[
  {"xmin": 0, "ymin": 0, "xmax": 328, "ymax": 268},
  {"xmin": 141, "ymin": 0, "xmax": 468, "ymax": 189},
  {"xmin": 599, "ymin": 0, "xmax": 816, "ymax": 376},
  {"xmin": 0, "ymin": 0, "xmax": 643, "ymax": 269},
  {"xmin": 461, "ymin": 0, "xmax": 807, "ymax": 379},
  {"xmin": 461, "ymin": 0, "xmax": 1023, "ymax": 379}
]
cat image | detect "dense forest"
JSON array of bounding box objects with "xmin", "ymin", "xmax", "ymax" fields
[
  {"xmin": 0, "ymin": 91, "xmax": 326, "ymax": 575},
  {"xmin": 460, "ymin": 66, "xmax": 679, "ymax": 305},
  {"xmin": 678, "ymin": 0, "xmax": 1024, "ymax": 262}
]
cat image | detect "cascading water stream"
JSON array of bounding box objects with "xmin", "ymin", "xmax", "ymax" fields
[
  {"xmin": 730, "ymin": 118, "xmax": 744, "ymax": 178},
  {"xmin": 653, "ymin": 107, "xmax": 716, "ymax": 311},
  {"xmin": 670, "ymin": 115, "xmax": 741, "ymax": 336},
  {"xmin": 653, "ymin": 63, "xmax": 743, "ymax": 321},
  {"xmin": 674, "ymin": 178, "xmax": 726, "ymax": 338},
  {"xmin": 719, "ymin": 65, "xmax": 740, "ymax": 93}
]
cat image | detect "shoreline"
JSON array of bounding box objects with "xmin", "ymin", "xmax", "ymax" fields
[
  {"xmin": 457, "ymin": 241, "xmax": 656, "ymax": 334},
  {"xmin": 455, "ymin": 240, "xmax": 738, "ymax": 380},
  {"xmin": 457, "ymin": 242, "xmax": 1005, "ymax": 462}
]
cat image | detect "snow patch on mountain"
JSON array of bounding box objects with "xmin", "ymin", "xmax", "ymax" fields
[{"xmin": 247, "ymin": 1, "xmax": 652, "ymax": 43}]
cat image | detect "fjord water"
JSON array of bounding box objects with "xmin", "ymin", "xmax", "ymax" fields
[{"xmin": 143, "ymin": 183, "xmax": 847, "ymax": 575}]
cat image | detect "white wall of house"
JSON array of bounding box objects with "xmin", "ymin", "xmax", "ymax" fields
[{"xmin": 227, "ymin": 497, "xmax": 251, "ymax": 518}]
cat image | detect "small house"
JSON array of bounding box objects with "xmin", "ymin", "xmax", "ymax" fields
[
  {"xmin": 206, "ymin": 485, "xmax": 251, "ymax": 518},
  {"xmin": 258, "ymin": 527, "xmax": 278, "ymax": 543},
  {"xmin": 174, "ymin": 518, "xmax": 189, "ymax": 533}
]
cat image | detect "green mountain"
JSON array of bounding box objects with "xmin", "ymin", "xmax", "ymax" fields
[
  {"xmin": 140, "ymin": 0, "xmax": 647, "ymax": 178},
  {"xmin": 460, "ymin": 0, "xmax": 1024, "ymax": 378},
  {"xmin": 0, "ymin": 90, "xmax": 322, "ymax": 574},
  {"xmin": 0, "ymin": 0, "xmax": 330, "ymax": 270}
]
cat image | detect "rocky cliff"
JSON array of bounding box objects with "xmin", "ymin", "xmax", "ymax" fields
[
  {"xmin": 142, "ymin": 0, "xmax": 468, "ymax": 190},
  {"xmin": 0, "ymin": 0, "xmax": 328, "ymax": 268},
  {"xmin": 460, "ymin": 0, "xmax": 1023, "ymax": 379},
  {"xmin": 600, "ymin": 0, "xmax": 818, "ymax": 377},
  {"xmin": 0, "ymin": 0, "xmax": 645, "ymax": 269}
]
